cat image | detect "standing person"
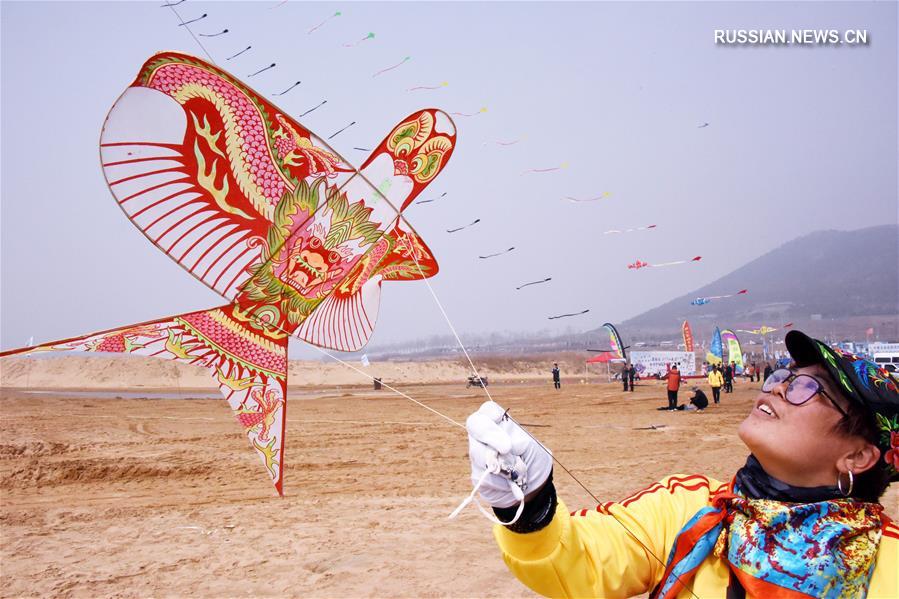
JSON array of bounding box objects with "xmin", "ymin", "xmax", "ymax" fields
[
  {"xmin": 621, "ymin": 363, "xmax": 629, "ymax": 392},
  {"xmin": 552, "ymin": 363, "xmax": 561, "ymax": 390},
  {"xmin": 763, "ymin": 362, "xmax": 773, "ymax": 382},
  {"xmin": 664, "ymin": 364, "xmax": 681, "ymax": 410},
  {"xmin": 464, "ymin": 329, "xmax": 899, "ymax": 597},
  {"xmin": 708, "ymin": 364, "xmax": 724, "ymax": 405},
  {"xmin": 724, "ymin": 363, "xmax": 734, "ymax": 393},
  {"xmin": 627, "ymin": 364, "xmax": 636, "ymax": 392}
]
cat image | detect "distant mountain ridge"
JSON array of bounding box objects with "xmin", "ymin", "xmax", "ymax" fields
[{"xmin": 621, "ymin": 224, "xmax": 898, "ymax": 336}]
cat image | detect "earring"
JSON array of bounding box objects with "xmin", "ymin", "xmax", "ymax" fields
[{"xmin": 837, "ymin": 470, "xmax": 854, "ymax": 497}]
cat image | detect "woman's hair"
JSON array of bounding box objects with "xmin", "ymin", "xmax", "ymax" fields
[{"xmin": 833, "ymin": 400, "xmax": 891, "ymax": 502}]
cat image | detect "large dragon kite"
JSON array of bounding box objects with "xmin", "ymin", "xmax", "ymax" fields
[{"xmin": 0, "ymin": 52, "xmax": 457, "ymax": 496}]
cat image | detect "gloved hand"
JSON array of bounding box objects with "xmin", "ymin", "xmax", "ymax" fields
[{"xmin": 466, "ymin": 401, "xmax": 553, "ymax": 508}]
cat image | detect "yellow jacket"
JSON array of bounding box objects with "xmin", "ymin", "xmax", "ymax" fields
[
  {"xmin": 493, "ymin": 474, "xmax": 899, "ymax": 598},
  {"xmin": 707, "ymin": 371, "xmax": 724, "ymax": 387}
]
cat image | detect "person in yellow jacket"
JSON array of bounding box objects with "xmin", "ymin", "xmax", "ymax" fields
[
  {"xmin": 708, "ymin": 365, "xmax": 724, "ymax": 405},
  {"xmin": 465, "ymin": 330, "xmax": 899, "ymax": 598}
]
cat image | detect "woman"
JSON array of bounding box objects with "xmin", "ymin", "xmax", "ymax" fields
[{"xmin": 465, "ymin": 331, "xmax": 898, "ymax": 598}]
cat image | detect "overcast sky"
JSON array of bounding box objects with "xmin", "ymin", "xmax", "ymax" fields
[{"xmin": 2, "ymin": 1, "xmax": 896, "ymax": 357}]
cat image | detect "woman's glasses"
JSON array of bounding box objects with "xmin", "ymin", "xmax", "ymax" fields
[{"xmin": 761, "ymin": 368, "xmax": 848, "ymax": 418}]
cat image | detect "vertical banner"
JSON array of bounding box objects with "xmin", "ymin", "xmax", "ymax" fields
[
  {"xmin": 682, "ymin": 320, "xmax": 694, "ymax": 352},
  {"xmin": 721, "ymin": 329, "xmax": 744, "ymax": 372}
]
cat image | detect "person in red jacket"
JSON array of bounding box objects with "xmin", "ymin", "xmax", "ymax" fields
[{"xmin": 664, "ymin": 364, "xmax": 681, "ymax": 410}]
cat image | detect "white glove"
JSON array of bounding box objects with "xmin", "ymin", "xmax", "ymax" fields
[{"xmin": 465, "ymin": 401, "xmax": 553, "ymax": 508}]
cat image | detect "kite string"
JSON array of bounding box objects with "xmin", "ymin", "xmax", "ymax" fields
[{"xmin": 307, "ymin": 344, "xmax": 464, "ymax": 430}]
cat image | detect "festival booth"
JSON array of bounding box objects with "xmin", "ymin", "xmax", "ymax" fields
[{"xmin": 585, "ymin": 352, "xmax": 626, "ymax": 382}]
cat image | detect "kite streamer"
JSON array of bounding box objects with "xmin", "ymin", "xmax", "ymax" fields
[
  {"xmin": 416, "ymin": 192, "xmax": 446, "ymax": 205},
  {"xmin": 299, "ymin": 100, "xmax": 327, "ymax": 117},
  {"xmin": 308, "ymin": 10, "xmax": 341, "ymax": 34},
  {"xmin": 226, "ymin": 46, "xmax": 251, "ymax": 60},
  {"xmin": 327, "ymin": 121, "xmax": 355, "ymax": 140},
  {"xmin": 373, "ymin": 56, "xmax": 411, "ymax": 78},
  {"xmin": 274, "ymin": 81, "xmax": 301, "ymax": 96},
  {"xmin": 628, "ymin": 256, "xmax": 701, "ymax": 270},
  {"xmin": 343, "ymin": 32, "xmax": 375, "ymax": 47},
  {"xmin": 450, "ymin": 107, "xmax": 487, "ymax": 117},
  {"xmin": 549, "ymin": 309, "xmax": 590, "ymax": 320},
  {"xmin": 199, "ymin": 29, "xmax": 229, "ymax": 37},
  {"xmin": 478, "ymin": 247, "xmax": 515, "ymax": 259},
  {"xmin": 353, "ymin": 147, "xmax": 371, "ymax": 152},
  {"xmin": 248, "ymin": 63, "xmax": 276, "ymax": 77},
  {"xmin": 691, "ymin": 289, "xmax": 747, "ymax": 305},
  {"xmin": 515, "ymin": 277, "xmax": 551, "ymax": 290},
  {"xmin": 604, "ymin": 224, "xmax": 656, "ymax": 234},
  {"xmin": 179, "ymin": 13, "xmax": 207, "ymax": 26},
  {"xmin": 408, "ymin": 82, "xmax": 449, "ymax": 91},
  {"xmin": 564, "ymin": 192, "xmax": 611, "ymax": 203},
  {"xmin": 698, "ymin": 122, "xmax": 710, "ymax": 128},
  {"xmin": 522, "ymin": 162, "xmax": 568, "ymax": 175},
  {"xmin": 0, "ymin": 52, "xmax": 459, "ymax": 497},
  {"xmin": 447, "ymin": 219, "xmax": 480, "ymax": 233}
]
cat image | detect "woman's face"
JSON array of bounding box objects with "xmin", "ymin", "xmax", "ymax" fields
[{"xmin": 738, "ymin": 363, "xmax": 857, "ymax": 487}]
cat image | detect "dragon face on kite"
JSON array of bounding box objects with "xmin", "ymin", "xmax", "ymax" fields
[{"xmin": 0, "ymin": 52, "xmax": 457, "ymax": 496}]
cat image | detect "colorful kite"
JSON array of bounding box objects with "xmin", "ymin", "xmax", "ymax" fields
[
  {"xmin": 407, "ymin": 82, "xmax": 449, "ymax": 92},
  {"xmin": 602, "ymin": 323, "xmax": 627, "ymax": 361},
  {"xmin": 721, "ymin": 330, "xmax": 745, "ymax": 372},
  {"xmin": 629, "ymin": 256, "xmax": 701, "ymax": 270},
  {"xmin": 738, "ymin": 326, "xmax": 778, "ymax": 336},
  {"xmin": 522, "ymin": 162, "xmax": 568, "ymax": 175},
  {"xmin": 691, "ymin": 289, "xmax": 748, "ymax": 305},
  {"xmin": 604, "ymin": 224, "xmax": 656, "ymax": 234},
  {"xmin": 682, "ymin": 321, "xmax": 694, "ymax": 353},
  {"xmin": 0, "ymin": 52, "xmax": 457, "ymax": 497},
  {"xmin": 343, "ymin": 32, "xmax": 375, "ymax": 47},
  {"xmin": 707, "ymin": 326, "xmax": 723, "ymax": 365},
  {"xmin": 308, "ymin": 10, "xmax": 341, "ymax": 34},
  {"xmin": 373, "ymin": 56, "xmax": 411, "ymax": 78},
  {"xmin": 450, "ymin": 107, "xmax": 487, "ymax": 117}
]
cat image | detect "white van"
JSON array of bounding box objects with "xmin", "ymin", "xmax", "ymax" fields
[{"xmin": 872, "ymin": 352, "xmax": 899, "ymax": 380}]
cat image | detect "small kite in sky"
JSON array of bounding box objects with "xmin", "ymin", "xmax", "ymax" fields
[
  {"xmin": 548, "ymin": 309, "xmax": 590, "ymax": 320},
  {"xmin": 629, "ymin": 256, "xmax": 702, "ymax": 270},
  {"xmin": 447, "ymin": 219, "xmax": 480, "ymax": 233},
  {"xmin": 691, "ymin": 289, "xmax": 747, "ymax": 305},
  {"xmin": 698, "ymin": 122, "xmax": 710, "ymax": 128},
  {"xmin": 248, "ymin": 63, "xmax": 276, "ymax": 77},
  {"xmin": 604, "ymin": 224, "xmax": 656, "ymax": 234},
  {"xmin": 479, "ymin": 247, "xmax": 515, "ymax": 259},
  {"xmin": 226, "ymin": 46, "xmax": 251, "ymax": 60},
  {"xmin": 408, "ymin": 82, "xmax": 449, "ymax": 91},
  {"xmin": 515, "ymin": 277, "xmax": 551, "ymax": 290},
  {"xmin": 300, "ymin": 100, "xmax": 327, "ymax": 117},
  {"xmin": 274, "ymin": 81, "xmax": 301, "ymax": 96},
  {"xmin": 343, "ymin": 32, "xmax": 375, "ymax": 47},
  {"xmin": 564, "ymin": 192, "xmax": 611, "ymax": 203},
  {"xmin": 327, "ymin": 121, "xmax": 355, "ymax": 140},
  {"xmin": 450, "ymin": 107, "xmax": 487, "ymax": 117},
  {"xmin": 483, "ymin": 138, "xmax": 522, "ymax": 147},
  {"xmin": 416, "ymin": 192, "xmax": 446, "ymax": 205},
  {"xmin": 522, "ymin": 162, "xmax": 568, "ymax": 175},
  {"xmin": 308, "ymin": 10, "xmax": 341, "ymax": 34},
  {"xmin": 199, "ymin": 29, "xmax": 229, "ymax": 38},
  {"xmin": 373, "ymin": 56, "xmax": 411, "ymax": 78},
  {"xmin": 179, "ymin": 13, "xmax": 207, "ymax": 26}
]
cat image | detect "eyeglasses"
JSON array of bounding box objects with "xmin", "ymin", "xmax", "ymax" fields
[{"xmin": 761, "ymin": 368, "xmax": 848, "ymax": 418}]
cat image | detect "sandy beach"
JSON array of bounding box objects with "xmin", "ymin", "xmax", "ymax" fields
[{"xmin": 1, "ymin": 357, "xmax": 896, "ymax": 598}]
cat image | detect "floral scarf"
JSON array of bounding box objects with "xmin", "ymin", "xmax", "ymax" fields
[{"xmin": 651, "ymin": 473, "xmax": 884, "ymax": 598}]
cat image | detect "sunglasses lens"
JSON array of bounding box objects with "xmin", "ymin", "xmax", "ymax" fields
[
  {"xmin": 786, "ymin": 376, "xmax": 819, "ymax": 405},
  {"xmin": 762, "ymin": 369, "xmax": 790, "ymax": 392}
]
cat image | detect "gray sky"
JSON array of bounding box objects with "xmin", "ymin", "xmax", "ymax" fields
[{"xmin": 2, "ymin": 1, "xmax": 896, "ymax": 357}]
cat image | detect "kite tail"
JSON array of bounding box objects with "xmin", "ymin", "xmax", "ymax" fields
[{"xmin": 0, "ymin": 303, "xmax": 289, "ymax": 496}]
